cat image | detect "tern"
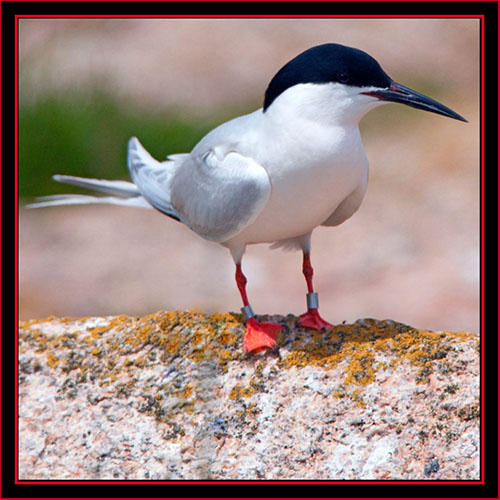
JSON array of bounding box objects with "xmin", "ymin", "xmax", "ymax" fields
[{"xmin": 29, "ymin": 43, "xmax": 466, "ymax": 354}]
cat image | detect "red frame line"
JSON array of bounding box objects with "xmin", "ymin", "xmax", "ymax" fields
[{"xmin": 14, "ymin": 13, "xmax": 485, "ymax": 488}]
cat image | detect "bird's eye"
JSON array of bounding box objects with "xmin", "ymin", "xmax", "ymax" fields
[{"xmin": 337, "ymin": 71, "xmax": 350, "ymax": 83}]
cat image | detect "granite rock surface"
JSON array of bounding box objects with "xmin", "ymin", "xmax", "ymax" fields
[{"xmin": 18, "ymin": 312, "xmax": 480, "ymax": 480}]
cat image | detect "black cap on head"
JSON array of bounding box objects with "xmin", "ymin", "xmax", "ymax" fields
[{"xmin": 263, "ymin": 43, "xmax": 392, "ymax": 111}]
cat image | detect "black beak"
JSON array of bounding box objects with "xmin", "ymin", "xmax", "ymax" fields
[{"xmin": 363, "ymin": 81, "xmax": 467, "ymax": 122}]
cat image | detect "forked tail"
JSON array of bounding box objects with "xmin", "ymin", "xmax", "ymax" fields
[{"xmin": 27, "ymin": 138, "xmax": 183, "ymax": 224}]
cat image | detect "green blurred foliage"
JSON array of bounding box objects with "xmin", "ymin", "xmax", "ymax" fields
[{"xmin": 19, "ymin": 92, "xmax": 228, "ymax": 198}]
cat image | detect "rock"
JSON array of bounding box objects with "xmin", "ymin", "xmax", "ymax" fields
[{"xmin": 18, "ymin": 311, "xmax": 479, "ymax": 480}]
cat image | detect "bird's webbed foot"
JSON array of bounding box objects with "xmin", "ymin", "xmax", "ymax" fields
[
  {"xmin": 299, "ymin": 308, "xmax": 333, "ymax": 332},
  {"xmin": 243, "ymin": 318, "xmax": 283, "ymax": 355}
]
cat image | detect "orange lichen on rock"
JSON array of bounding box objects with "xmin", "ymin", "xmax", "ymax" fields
[
  {"xmin": 46, "ymin": 354, "xmax": 60, "ymax": 369},
  {"xmin": 277, "ymin": 317, "xmax": 478, "ymax": 407},
  {"xmin": 19, "ymin": 311, "xmax": 478, "ymax": 421},
  {"xmin": 344, "ymin": 351, "xmax": 376, "ymax": 386}
]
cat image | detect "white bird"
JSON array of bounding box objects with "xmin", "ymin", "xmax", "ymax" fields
[{"xmin": 29, "ymin": 43, "xmax": 466, "ymax": 354}]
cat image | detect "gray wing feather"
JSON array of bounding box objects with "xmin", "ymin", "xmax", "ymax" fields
[
  {"xmin": 170, "ymin": 149, "xmax": 271, "ymax": 242},
  {"xmin": 127, "ymin": 137, "xmax": 181, "ymax": 220}
]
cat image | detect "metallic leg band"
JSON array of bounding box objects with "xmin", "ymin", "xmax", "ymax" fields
[
  {"xmin": 241, "ymin": 304, "xmax": 255, "ymax": 320},
  {"xmin": 306, "ymin": 292, "xmax": 319, "ymax": 309}
]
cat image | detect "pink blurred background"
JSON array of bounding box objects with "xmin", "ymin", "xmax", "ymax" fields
[{"xmin": 19, "ymin": 18, "xmax": 480, "ymax": 333}]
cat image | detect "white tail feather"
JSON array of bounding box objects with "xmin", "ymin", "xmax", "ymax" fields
[
  {"xmin": 26, "ymin": 194, "xmax": 153, "ymax": 209},
  {"xmin": 53, "ymin": 174, "xmax": 140, "ymax": 197}
]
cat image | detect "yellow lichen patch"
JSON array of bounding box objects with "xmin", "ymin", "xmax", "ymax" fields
[
  {"xmin": 20, "ymin": 311, "xmax": 477, "ymax": 424},
  {"xmin": 344, "ymin": 351, "xmax": 376, "ymax": 386},
  {"xmin": 210, "ymin": 312, "xmax": 241, "ymax": 329},
  {"xmin": 183, "ymin": 383, "xmax": 194, "ymax": 399},
  {"xmin": 351, "ymin": 388, "xmax": 367, "ymax": 408},
  {"xmin": 228, "ymin": 385, "xmax": 243, "ymax": 400},
  {"xmin": 88, "ymin": 315, "xmax": 133, "ymax": 339},
  {"xmin": 229, "ymin": 384, "xmax": 257, "ymax": 400},
  {"xmin": 24, "ymin": 310, "xmax": 246, "ymax": 391},
  {"xmin": 46, "ymin": 354, "xmax": 60, "ymax": 369},
  {"xmin": 227, "ymin": 360, "xmax": 268, "ymax": 401},
  {"xmin": 191, "ymin": 330, "xmax": 205, "ymax": 346},
  {"xmin": 279, "ymin": 318, "xmax": 476, "ymax": 394},
  {"xmin": 217, "ymin": 328, "xmax": 240, "ymax": 347},
  {"xmin": 281, "ymin": 350, "xmax": 310, "ymax": 369}
]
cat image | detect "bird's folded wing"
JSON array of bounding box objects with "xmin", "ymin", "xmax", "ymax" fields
[
  {"xmin": 170, "ymin": 149, "xmax": 271, "ymax": 242},
  {"xmin": 128, "ymin": 138, "xmax": 182, "ymax": 220}
]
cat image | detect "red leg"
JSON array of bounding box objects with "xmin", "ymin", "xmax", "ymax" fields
[
  {"xmin": 235, "ymin": 263, "xmax": 283, "ymax": 354},
  {"xmin": 298, "ymin": 252, "xmax": 333, "ymax": 332},
  {"xmin": 235, "ymin": 263, "xmax": 250, "ymax": 306},
  {"xmin": 302, "ymin": 252, "xmax": 315, "ymax": 293}
]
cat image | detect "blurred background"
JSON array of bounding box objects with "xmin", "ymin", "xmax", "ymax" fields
[{"xmin": 18, "ymin": 18, "xmax": 480, "ymax": 333}]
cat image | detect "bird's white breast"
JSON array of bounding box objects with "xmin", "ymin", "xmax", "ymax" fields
[
  {"xmin": 191, "ymin": 84, "xmax": 377, "ymax": 248},
  {"xmin": 231, "ymin": 112, "xmax": 369, "ymax": 245}
]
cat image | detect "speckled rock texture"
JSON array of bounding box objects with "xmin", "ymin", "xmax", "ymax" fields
[{"xmin": 18, "ymin": 312, "xmax": 480, "ymax": 480}]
